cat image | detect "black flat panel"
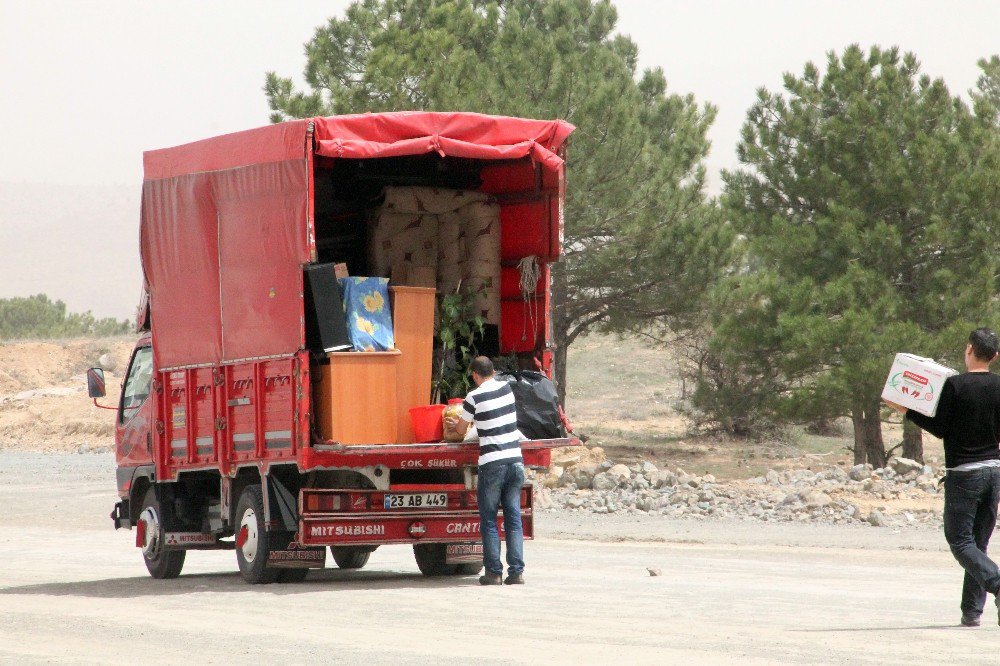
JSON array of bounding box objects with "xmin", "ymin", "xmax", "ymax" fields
[{"xmin": 304, "ymin": 263, "xmax": 351, "ymax": 352}]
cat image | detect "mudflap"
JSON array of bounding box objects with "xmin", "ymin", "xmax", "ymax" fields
[
  {"xmin": 267, "ymin": 534, "xmax": 327, "ymax": 569},
  {"xmin": 445, "ymin": 543, "xmax": 483, "ymax": 564}
]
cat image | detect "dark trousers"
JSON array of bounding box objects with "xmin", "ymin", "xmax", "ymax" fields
[{"xmin": 943, "ymin": 467, "xmax": 1000, "ymax": 617}]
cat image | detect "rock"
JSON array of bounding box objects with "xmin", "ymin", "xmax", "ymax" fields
[
  {"xmin": 698, "ymin": 490, "xmax": 716, "ymax": 503},
  {"xmin": 544, "ymin": 465, "xmax": 564, "ymax": 489},
  {"xmin": 686, "ymin": 477, "xmax": 702, "ymax": 489},
  {"xmin": 607, "ymin": 464, "xmax": 631, "ymax": 482},
  {"xmin": 592, "ymin": 472, "xmax": 618, "ymax": 492},
  {"xmin": 765, "ymin": 470, "xmax": 781, "ymax": 486},
  {"xmin": 867, "ymin": 510, "xmax": 888, "ymax": 527},
  {"xmin": 534, "ymin": 487, "xmax": 553, "ymax": 510},
  {"xmin": 847, "ymin": 463, "xmax": 873, "ymax": 481},
  {"xmin": 97, "ymin": 353, "xmax": 118, "ymax": 372},
  {"xmin": 702, "ymin": 474, "xmax": 716, "ymax": 484},
  {"xmin": 916, "ymin": 474, "xmax": 938, "ymax": 492},
  {"xmin": 641, "ymin": 461, "xmax": 659, "ymax": 476},
  {"xmin": 652, "ymin": 470, "xmax": 678, "ymax": 489},
  {"xmin": 647, "ymin": 568, "xmax": 662, "ymax": 577},
  {"xmin": 551, "ymin": 445, "xmax": 606, "ymax": 468},
  {"xmin": 891, "ymin": 457, "xmax": 923, "ymax": 476},
  {"xmin": 801, "ymin": 491, "xmax": 832, "ymax": 509},
  {"xmin": 564, "ymin": 464, "xmax": 598, "ymax": 489},
  {"xmin": 821, "ymin": 467, "xmax": 849, "ymax": 482}
]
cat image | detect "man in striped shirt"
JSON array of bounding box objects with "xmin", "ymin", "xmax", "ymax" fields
[{"xmin": 445, "ymin": 356, "xmax": 525, "ymax": 585}]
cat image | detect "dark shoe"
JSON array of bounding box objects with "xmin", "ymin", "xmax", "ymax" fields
[
  {"xmin": 504, "ymin": 573, "xmax": 524, "ymax": 585},
  {"xmin": 961, "ymin": 614, "xmax": 981, "ymax": 627},
  {"xmin": 479, "ymin": 572, "xmax": 502, "ymax": 586}
]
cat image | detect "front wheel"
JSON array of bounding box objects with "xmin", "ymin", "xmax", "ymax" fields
[
  {"xmin": 234, "ymin": 485, "xmax": 279, "ymax": 584},
  {"xmin": 138, "ymin": 488, "xmax": 186, "ymax": 579}
]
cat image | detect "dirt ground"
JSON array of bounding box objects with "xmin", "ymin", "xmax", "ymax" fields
[
  {"xmin": 0, "ymin": 336, "xmax": 133, "ymax": 453},
  {"xmin": 566, "ymin": 334, "xmax": 944, "ymax": 478},
  {"xmin": 0, "ymin": 452, "xmax": 996, "ymax": 665}
]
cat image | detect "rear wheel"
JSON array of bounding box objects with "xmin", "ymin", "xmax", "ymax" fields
[
  {"xmin": 138, "ymin": 488, "xmax": 186, "ymax": 579},
  {"xmin": 413, "ymin": 544, "xmax": 458, "ymax": 576},
  {"xmin": 234, "ymin": 485, "xmax": 279, "ymax": 584},
  {"xmin": 455, "ymin": 562, "xmax": 484, "ymax": 576},
  {"xmin": 331, "ymin": 546, "xmax": 373, "ymax": 569}
]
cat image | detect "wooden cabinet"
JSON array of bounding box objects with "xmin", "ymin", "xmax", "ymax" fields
[
  {"xmin": 314, "ymin": 350, "xmax": 400, "ymax": 444},
  {"xmin": 390, "ymin": 286, "xmax": 437, "ymax": 442}
]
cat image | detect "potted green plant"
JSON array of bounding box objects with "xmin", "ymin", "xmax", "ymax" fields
[{"xmin": 432, "ymin": 282, "xmax": 485, "ymax": 404}]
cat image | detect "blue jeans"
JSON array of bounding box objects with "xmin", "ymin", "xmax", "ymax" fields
[
  {"xmin": 943, "ymin": 467, "xmax": 1000, "ymax": 618},
  {"xmin": 477, "ymin": 461, "xmax": 525, "ymax": 576}
]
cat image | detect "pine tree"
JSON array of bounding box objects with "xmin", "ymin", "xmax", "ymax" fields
[
  {"xmin": 717, "ymin": 46, "xmax": 1000, "ymax": 465},
  {"xmin": 264, "ymin": 0, "xmax": 731, "ymax": 404}
]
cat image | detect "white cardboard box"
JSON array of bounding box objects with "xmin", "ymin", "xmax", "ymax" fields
[{"xmin": 881, "ymin": 353, "xmax": 957, "ymax": 417}]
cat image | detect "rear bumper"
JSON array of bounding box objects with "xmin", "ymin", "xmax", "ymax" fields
[{"xmin": 298, "ymin": 486, "xmax": 533, "ymax": 547}]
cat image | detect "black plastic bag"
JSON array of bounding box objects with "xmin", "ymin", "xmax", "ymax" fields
[{"xmin": 496, "ymin": 371, "xmax": 564, "ymax": 440}]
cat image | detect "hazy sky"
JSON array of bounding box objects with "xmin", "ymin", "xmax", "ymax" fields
[{"xmin": 1, "ymin": 0, "xmax": 998, "ymax": 317}]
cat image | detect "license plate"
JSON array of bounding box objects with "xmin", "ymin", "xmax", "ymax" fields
[
  {"xmin": 446, "ymin": 543, "xmax": 483, "ymax": 564},
  {"xmin": 383, "ymin": 493, "xmax": 448, "ymax": 510}
]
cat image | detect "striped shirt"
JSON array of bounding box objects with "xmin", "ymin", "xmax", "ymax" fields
[{"xmin": 460, "ymin": 377, "xmax": 523, "ymax": 468}]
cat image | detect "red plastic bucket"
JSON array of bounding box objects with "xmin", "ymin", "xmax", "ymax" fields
[{"xmin": 409, "ymin": 404, "xmax": 446, "ymax": 443}]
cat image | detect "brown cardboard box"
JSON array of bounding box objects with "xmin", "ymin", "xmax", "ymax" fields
[{"xmin": 408, "ymin": 265, "xmax": 437, "ymax": 288}]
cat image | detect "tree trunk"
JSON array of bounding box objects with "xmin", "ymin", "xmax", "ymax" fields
[
  {"xmin": 902, "ymin": 419, "xmax": 923, "ymax": 463},
  {"xmin": 862, "ymin": 399, "xmax": 887, "ymax": 468},
  {"xmin": 850, "ymin": 407, "xmax": 867, "ymax": 465},
  {"xmin": 851, "ymin": 399, "xmax": 887, "ymax": 467},
  {"xmin": 551, "ymin": 262, "xmax": 570, "ymax": 408}
]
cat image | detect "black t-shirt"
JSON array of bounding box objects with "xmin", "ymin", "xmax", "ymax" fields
[{"xmin": 906, "ymin": 371, "xmax": 1000, "ymax": 468}]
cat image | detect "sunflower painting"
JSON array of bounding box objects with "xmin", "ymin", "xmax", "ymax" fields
[{"xmin": 338, "ymin": 276, "xmax": 395, "ymax": 351}]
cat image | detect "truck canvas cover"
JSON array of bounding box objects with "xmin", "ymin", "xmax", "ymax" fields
[{"xmin": 140, "ymin": 112, "xmax": 574, "ymax": 370}]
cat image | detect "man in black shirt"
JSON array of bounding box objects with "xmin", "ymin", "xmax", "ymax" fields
[{"xmin": 884, "ymin": 328, "xmax": 1000, "ymax": 627}]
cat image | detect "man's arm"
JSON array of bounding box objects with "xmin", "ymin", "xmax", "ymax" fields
[{"xmin": 891, "ymin": 378, "xmax": 955, "ymax": 440}]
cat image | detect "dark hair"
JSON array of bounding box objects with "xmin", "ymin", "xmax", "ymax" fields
[
  {"xmin": 969, "ymin": 327, "xmax": 999, "ymax": 362},
  {"xmin": 470, "ymin": 356, "xmax": 494, "ymax": 378}
]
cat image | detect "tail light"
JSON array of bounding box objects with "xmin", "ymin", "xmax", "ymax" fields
[{"xmin": 305, "ymin": 493, "xmax": 345, "ymax": 512}]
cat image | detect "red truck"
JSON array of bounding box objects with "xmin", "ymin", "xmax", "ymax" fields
[{"xmin": 87, "ymin": 112, "xmax": 577, "ymax": 583}]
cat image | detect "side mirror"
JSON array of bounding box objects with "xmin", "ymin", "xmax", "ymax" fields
[{"xmin": 86, "ymin": 367, "xmax": 106, "ymax": 398}]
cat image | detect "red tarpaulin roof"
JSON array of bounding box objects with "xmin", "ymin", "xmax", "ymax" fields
[{"xmin": 141, "ymin": 112, "xmax": 574, "ymax": 369}]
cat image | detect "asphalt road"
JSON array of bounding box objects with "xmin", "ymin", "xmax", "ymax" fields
[{"xmin": 0, "ymin": 452, "xmax": 997, "ymax": 665}]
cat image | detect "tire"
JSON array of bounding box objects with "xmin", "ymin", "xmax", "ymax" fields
[
  {"xmin": 455, "ymin": 562, "xmax": 484, "ymax": 576},
  {"xmin": 234, "ymin": 485, "xmax": 279, "ymax": 584},
  {"xmin": 138, "ymin": 488, "xmax": 186, "ymax": 579},
  {"xmin": 276, "ymin": 567, "xmax": 309, "ymax": 583},
  {"xmin": 330, "ymin": 546, "xmax": 373, "ymax": 569},
  {"xmin": 413, "ymin": 543, "xmax": 458, "ymax": 576}
]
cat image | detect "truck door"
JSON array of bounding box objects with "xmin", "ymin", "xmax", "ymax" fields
[{"xmin": 116, "ymin": 346, "xmax": 154, "ymax": 465}]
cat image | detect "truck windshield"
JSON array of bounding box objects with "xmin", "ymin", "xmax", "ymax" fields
[{"xmin": 120, "ymin": 347, "xmax": 153, "ymax": 423}]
